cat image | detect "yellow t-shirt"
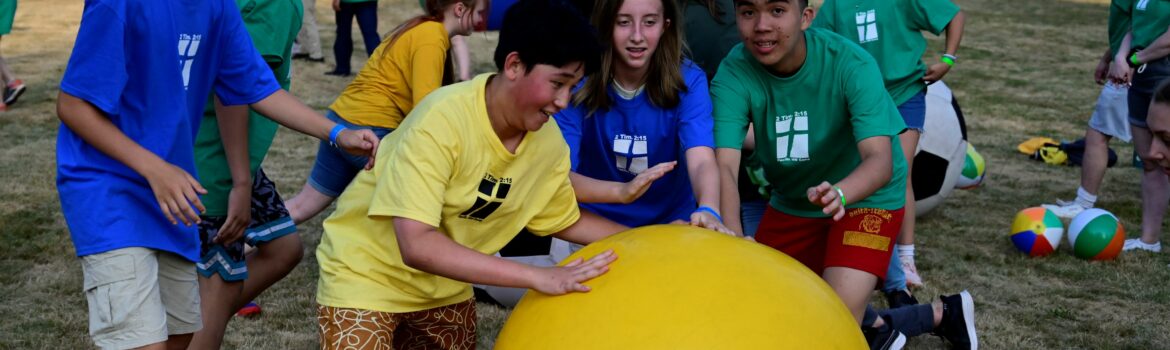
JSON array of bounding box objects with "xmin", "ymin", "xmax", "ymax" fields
[
  {"xmin": 329, "ymin": 21, "xmax": 449, "ymax": 129},
  {"xmin": 316, "ymin": 74, "xmax": 582, "ymax": 313}
]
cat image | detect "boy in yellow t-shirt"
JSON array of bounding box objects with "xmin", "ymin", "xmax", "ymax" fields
[{"xmin": 315, "ymin": 1, "xmax": 619, "ymax": 348}]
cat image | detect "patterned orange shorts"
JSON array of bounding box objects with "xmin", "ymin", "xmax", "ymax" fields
[{"xmin": 317, "ymin": 299, "xmax": 476, "ymax": 350}]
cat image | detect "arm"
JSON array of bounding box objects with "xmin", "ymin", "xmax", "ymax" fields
[
  {"xmin": 569, "ymin": 162, "xmax": 676, "ymax": 204},
  {"xmin": 716, "ymin": 147, "xmax": 744, "ymax": 235},
  {"xmin": 394, "ymin": 217, "xmax": 618, "ymax": 294},
  {"xmin": 1095, "ymin": 48, "xmax": 1112, "ymax": 85},
  {"xmin": 211, "ymin": 97, "xmax": 252, "ymax": 244},
  {"xmin": 1110, "ymin": 32, "xmax": 1134, "ymax": 84},
  {"xmin": 57, "ymin": 92, "xmax": 206, "ymax": 225},
  {"xmin": 807, "ymin": 136, "xmax": 894, "ymax": 221},
  {"xmin": 452, "ymin": 36, "xmax": 473, "ymax": 81},
  {"xmin": 1135, "ymin": 25, "xmax": 1170, "ymax": 64},
  {"xmin": 923, "ymin": 10, "xmax": 965, "ymax": 83},
  {"xmin": 551, "ymin": 210, "xmax": 628, "ymax": 245},
  {"xmin": 250, "ymin": 89, "xmax": 380, "ymax": 164},
  {"xmin": 685, "ymin": 147, "xmax": 734, "ymax": 235}
]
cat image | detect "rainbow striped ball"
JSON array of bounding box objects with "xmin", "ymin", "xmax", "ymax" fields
[
  {"xmin": 1010, "ymin": 207, "xmax": 1064, "ymax": 257},
  {"xmin": 956, "ymin": 143, "xmax": 986, "ymax": 189},
  {"xmin": 1067, "ymin": 208, "xmax": 1125, "ymax": 260}
]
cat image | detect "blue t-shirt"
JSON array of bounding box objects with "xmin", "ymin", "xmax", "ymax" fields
[
  {"xmin": 57, "ymin": 0, "xmax": 281, "ymax": 260},
  {"xmin": 554, "ymin": 61, "xmax": 715, "ymax": 227}
]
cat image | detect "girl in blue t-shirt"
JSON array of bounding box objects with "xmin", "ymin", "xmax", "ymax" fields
[{"xmin": 553, "ymin": 0, "xmax": 731, "ymax": 234}]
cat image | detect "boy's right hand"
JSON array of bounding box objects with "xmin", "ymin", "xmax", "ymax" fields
[
  {"xmin": 144, "ymin": 163, "xmax": 207, "ymax": 226},
  {"xmin": 335, "ymin": 129, "xmax": 381, "ymax": 170},
  {"xmin": 618, "ymin": 161, "xmax": 676, "ymax": 203},
  {"xmin": 530, "ymin": 249, "xmax": 617, "ymax": 295}
]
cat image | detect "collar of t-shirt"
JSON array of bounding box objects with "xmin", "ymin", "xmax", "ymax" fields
[{"xmin": 611, "ymin": 80, "xmax": 645, "ymax": 100}]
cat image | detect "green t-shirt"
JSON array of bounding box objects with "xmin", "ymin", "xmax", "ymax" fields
[
  {"xmin": 711, "ymin": 28, "xmax": 908, "ymax": 218},
  {"xmin": 193, "ymin": 0, "xmax": 303, "ymax": 216},
  {"xmin": 1129, "ymin": 0, "xmax": 1170, "ymax": 50},
  {"xmin": 1108, "ymin": 0, "xmax": 1133, "ymax": 55},
  {"xmin": 812, "ymin": 0, "xmax": 958, "ymax": 105},
  {"xmin": 682, "ymin": 0, "xmax": 740, "ymax": 80}
]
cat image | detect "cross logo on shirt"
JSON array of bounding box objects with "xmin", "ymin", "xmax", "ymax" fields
[
  {"xmin": 775, "ymin": 111, "xmax": 810, "ymax": 162},
  {"xmin": 1136, "ymin": 0, "xmax": 1149, "ymax": 10},
  {"xmin": 459, "ymin": 173, "xmax": 512, "ymax": 222},
  {"xmin": 613, "ymin": 134, "xmax": 649, "ymax": 174},
  {"xmin": 855, "ymin": 10, "xmax": 879, "ymax": 43},
  {"xmin": 178, "ymin": 34, "xmax": 203, "ymax": 90}
]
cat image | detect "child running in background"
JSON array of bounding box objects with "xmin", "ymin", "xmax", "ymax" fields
[
  {"xmin": 314, "ymin": 1, "xmax": 626, "ymax": 348},
  {"xmin": 712, "ymin": 1, "xmax": 975, "ymax": 348},
  {"xmin": 813, "ymin": 0, "xmax": 965, "ymax": 291},
  {"xmin": 554, "ymin": 0, "xmax": 731, "ymax": 235},
  {"xmin": 55, "ymin": 0, "xmax": 379, "ymax": 348},
  {"xmin": 286, "ymin": 0, "xmax": 486, "ymax": 224}
]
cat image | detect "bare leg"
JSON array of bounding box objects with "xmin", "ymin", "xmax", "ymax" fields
[
  {"xmin": 285, "ymin": 182, "xmax": 338, "ymax": 224},
  {"xmin": 897, "ymin": 131, "xmax": 919, "ymax": 246},
  {"xmin": 1080, "ymin": 128, "xmax": 1112, "ymax": 195},
  {"xmin": 1132, "ymin": 126, "xmax": 1168, "ymax": 244},
  {"xmin": 232, "ymin": 233, "xmax": 305, "ymax": 310},
  {"xmin": 188, "ymin": 275, "xmax": 244, "ymax": 350},
  {"xmin": 823, "ymin": 266, "xmax": 880, "ymax": 325}
]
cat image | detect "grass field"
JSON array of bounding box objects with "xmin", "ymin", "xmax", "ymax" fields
[{"xmin": 2, "ymin": 0, "xmax": 1169, "ymax": 348}]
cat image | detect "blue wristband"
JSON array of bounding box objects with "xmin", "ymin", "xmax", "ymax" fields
[
  {"xmin": 328, "ymin": 124, "xmax": 346, "ymax": 147},
  {"xmin": 694, "ymin": 206, "xmax": 723, "ymax": 223}
]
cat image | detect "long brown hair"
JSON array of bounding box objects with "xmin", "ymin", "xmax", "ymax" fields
[{"xmin": 576, "ymin": 0, "xmax": 687, "ymax": 114}]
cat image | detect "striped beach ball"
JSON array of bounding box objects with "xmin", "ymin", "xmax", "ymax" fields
[
  {"xmin": 956, "ymin": 143, "xmax": 986, "ymax": 189},
  {"xmin": 1010, "ymin": 207, "xmax": 1064, "ymax": 257},
  {"xmin": 1067, "ymin": 208, "xmax": 1125, "ymax": 260}
]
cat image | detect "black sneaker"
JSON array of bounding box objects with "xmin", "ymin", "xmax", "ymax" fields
[
  {"xmin": 3, "ymin": 79, "xmax": 21, "ymax": 106},
  {"xmin": 864, "ymin": 325, "xmax": 907, "ymax": 350},
  {"xmin": 934, "ymin": 290, "xmax": 978, "ymax": 350},
  {"xmin": 885, "ymin": 289, "xmax": 919, "ymax": 309}
]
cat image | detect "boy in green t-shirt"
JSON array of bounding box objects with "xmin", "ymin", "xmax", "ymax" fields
[
  {"xmin": 189, "ymin": 0, "xmax": 307, "ymax": 347},
  {"xmin": 813, "ymin": 0, "xmax": 965, "ymax": 292},
  {"xmin": 712, "ymin": 0, "xmax": 975, "ymax": 348}
]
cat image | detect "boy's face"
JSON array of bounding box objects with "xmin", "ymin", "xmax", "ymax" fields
[
  {"xmin": 507, "ymin": 60, "xmax": 586, "ymax": 132},
  {"xmin": 734, "ymin": 0, "xmax": 812, "ymax": 69},
  {"xmin": 1145, "ymin": 102, "xmax": 1170, "ymax": 174},
  {"xmin": 612, "ymin": 0, "xmax": 667, "ymax": 74}
]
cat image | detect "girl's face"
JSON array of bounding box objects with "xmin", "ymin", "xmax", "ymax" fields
[
  {"xmin": 453, "ymin": 0, "xmax": 486, "ymax": 36},
  {"xmin": 611, "ymin": 0, "xmax": 667, "ymax": 76}
]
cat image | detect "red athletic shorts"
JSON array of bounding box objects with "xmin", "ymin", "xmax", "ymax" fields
[{"xmin": 755, "ymin": 206, "xmax": 904, "ymax": 279}]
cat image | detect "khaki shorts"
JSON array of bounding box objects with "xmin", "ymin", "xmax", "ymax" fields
[{"xmin": 81, "ymin": 247, "xmax": 201, "ymax": 349}]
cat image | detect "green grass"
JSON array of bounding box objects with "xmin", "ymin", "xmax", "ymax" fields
[{"xmin": 3, "ymin": 0, "xmax": 1170, "ymax": 348}]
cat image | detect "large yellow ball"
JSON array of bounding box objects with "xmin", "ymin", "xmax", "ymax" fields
[{"xmin": 495, "ymin": 225, "xmax": 865, "ymax": 349}]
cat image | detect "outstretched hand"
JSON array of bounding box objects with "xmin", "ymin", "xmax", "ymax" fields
[
  {"xmin": 531, "ymin": 250, "xmax": 617, "ymax": 295},
  {"xmin": 688, "ymin": 211, "xmax": 738, "ymax": 236},
  {"xmin": 335, "ymin": 128, "xmax": 381, "ymax": 170},
  {"xmin": 807, "ymin": 181, "xmax": 846, "ymax": 221},
  {"xmin": 619, "ymin": 161, "xmax": 676, "ymax": 203}
]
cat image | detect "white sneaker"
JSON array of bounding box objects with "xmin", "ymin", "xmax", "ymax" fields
[
  {"xmin": 900, "ymin": 255, "xmax": 924, "ymax": 288},
  {"xmin": 1041, "ymin": 202, "xmax": 1086, "ymax": 220},
  {"xmin": 1123, "ymin": 239, "xmax": 1162, "ymax": 253}
]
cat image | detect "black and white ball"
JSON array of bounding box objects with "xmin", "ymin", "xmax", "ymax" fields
[{"xmin": 912, "ymin": 81, "xmax": 968, "ymax": 216}]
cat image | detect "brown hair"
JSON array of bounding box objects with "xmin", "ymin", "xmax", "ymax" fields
[{"xmin": 575, "ymin": 0, "xmax": 687, "ymax": 114}]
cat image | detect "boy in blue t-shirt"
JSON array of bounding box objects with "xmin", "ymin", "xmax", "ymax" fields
[{"xmin": 56, "ymin": 0, "xmax": 378, "ymax": 348}]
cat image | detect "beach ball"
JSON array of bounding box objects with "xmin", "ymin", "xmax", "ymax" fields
[
  {"xmin": 956, "ymin": 143, "xmax": 986, "ymax": 189},
  {"xmin": 495, "ymin": 225, "xmax": 865, "ymax": 349},
  {"xmin": 914, "ymin": 81, "xmax": 969, "ymax": 216},
  {"xmin": 1067, "ymin": 208, "xmax": 1125, "ymax": 260},
  {"xmin": 1010, "ymin": 207, "xmax": 1064, "ymax": 257}
]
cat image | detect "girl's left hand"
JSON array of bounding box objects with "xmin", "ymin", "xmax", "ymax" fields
[
  {"xmin": 689, "ymin": 211, "xmax": 739, "ymax": 237},
  {"xmin": 807, "ymin": 181, "xmax": 846, "ymax": 221}
]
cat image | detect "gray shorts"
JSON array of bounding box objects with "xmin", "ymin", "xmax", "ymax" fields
[
  {"xmin": 81, "ymin": 247, "xmax": 201, "ymax": 349},
  {"xmin": 1088, "ymin": 83, "xmax": 1132, "ymax": 142}
]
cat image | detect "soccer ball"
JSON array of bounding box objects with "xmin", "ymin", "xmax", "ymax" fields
[
  {"xmin": 1010, "ymin": 207, "xmax": 1064, "ymax": 257},
  {"xmin": 956, "ymin": 143, "xmax": 986, "ymax": 189},
  {"xmin": 1067, "ymin": 208, "xmax": 1125, "ymax": 260},
  {"xmin": 913, "ymin": 81, "xmax": 969, "ymax": 216}
]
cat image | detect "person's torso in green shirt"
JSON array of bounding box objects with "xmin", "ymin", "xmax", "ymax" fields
[
  {"xmin": 711, "ymin": 29, "xmax": 907, "ymax": 217},
  {"xmin": 1130, "ymin": 0, "xmax": 1170, "ymax": 51},
  {"xmin": 813, "ymin": 0, "xmax": 958, "ymax": 105},
  {"xmin": 193, "ymin": 0, "xmax": 303, "ymax": 216},
  {"xmin": 1108, "ymin": 0, "xmax": 1134, "ymax": 55}
]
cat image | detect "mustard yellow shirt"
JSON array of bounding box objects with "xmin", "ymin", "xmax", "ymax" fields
[
  {"xmin": 316, "ymin": 74, "xmax": 582, "ymax": 313},
  {"xmin": 329, "ymin": 21, "xmax": 449, "ymax": 129}
]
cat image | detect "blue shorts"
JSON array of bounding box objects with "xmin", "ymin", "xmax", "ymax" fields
[
  {"xmin": 897, "ymin": 91, "xmax": 927, "ymax": 132},
  {"xmin": 1128, "ymin": 56, "xmax": 1170, "ymax": 129},
  {"xmin": 308, "ymin": 110, "xmax": 394, "ymax": 197},
  {"xmin": 198, "ymin": 168, "xmax": 296, "ymax": 281}
]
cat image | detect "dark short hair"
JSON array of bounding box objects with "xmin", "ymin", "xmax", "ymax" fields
[
  {"xmin": 493, "ymin": 0, "xmax": 602, "ymax": 75},
  {"xmin": 1156, "ymin": 78, "xmax": 1170, "ymax": 105}
]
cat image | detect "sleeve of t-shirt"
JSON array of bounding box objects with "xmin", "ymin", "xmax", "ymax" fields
[
  {"xmin": 410, "ymin": 43, "xmax": 448, "ymax": 107},
  {"xmin": 525, "ymin": 155, "xmax": 582, "ymax": 236},
  {"xmin": 812, "ymin": 0, "xmax": 837, "ymax": 32},
  {"xmin": 238, "ymin": 0, "xmax": 298, "ymax": 70},
  {"xmin": 677, "ymin": 63, "xmax": 716, "ymax": 150},
  {"xmin": 212, "ymin": 0, "xmax": 282, "ymax": 106},
  {"xmin": 553, "ymin": 104, "xmax": 585, "ymax": 171},
  {"xmin": 843, "ymin": 55, "xmax": 905, "ymax": 143},
  {"xmin": 710, "ymin": 54, "xmax": 752, "ymax": 150},
  {"xmin": 367, "ymin": 125, "xmax": 454, "ymax": 227},
  {"xmin": 909, "ymin": 0, "xmax": 960, "ymax": 35},
  {"xmin": 1108, "ymin": 0, "xmax": 1132, "ymax": 55},
  {"xmin": 59, "ymin": 2, "xmax": 127, "ymax": 116}
]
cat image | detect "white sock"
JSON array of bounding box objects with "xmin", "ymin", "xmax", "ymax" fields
[
  {"xmin": 1074, "ymin": 186, "xmax": 1097, "ymax": 209},
  {"xmin": 896, "ymin": 244, "xmax": 915, "ymax": 258}
]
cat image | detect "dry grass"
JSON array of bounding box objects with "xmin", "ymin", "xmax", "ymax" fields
[{"xmin": 1, "ymin": 0, "xmax": 1168, "ymax": 348}]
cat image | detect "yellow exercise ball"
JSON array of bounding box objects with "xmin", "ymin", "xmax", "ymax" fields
[{"xmin": 495, "ymin": 225, "xmax": 865, "ymax": 349}]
